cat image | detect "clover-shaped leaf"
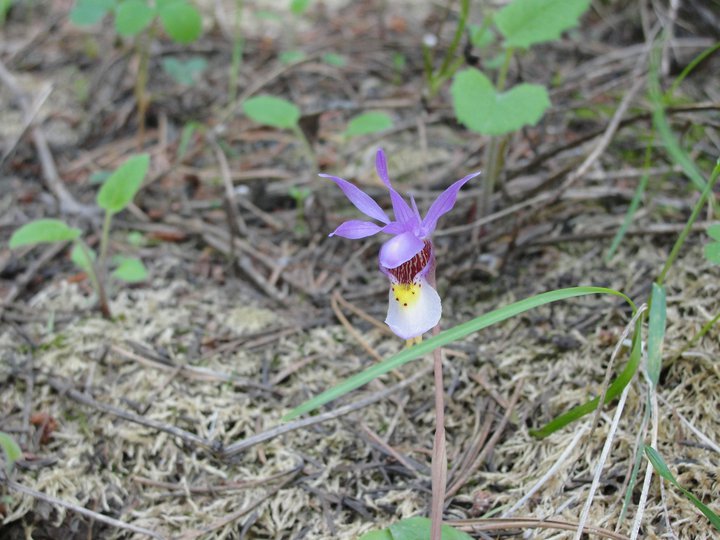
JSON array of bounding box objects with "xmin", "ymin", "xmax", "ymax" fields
[
  {"xmin": 162, "ymin": 56, "xmax": 207, "ymax": 85},
  {"xmin": 495, "ymin": 0, "xmax": 591, "ymax": 49},
  {"xmin": 158, "ymin": 0, "xmax": 202, "ymax": 43},
  {"xmin": 451, "ymin": 67, "xmax": 550, "ymax": 136},
  {"xmin": 115, "ymin": 0, "xmax": 154, "ymax": 36}
]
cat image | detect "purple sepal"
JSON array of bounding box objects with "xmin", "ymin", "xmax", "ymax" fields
[
  {"xmin": 421, "ymin": 171, "xmax": 481, "ymax": 235},
  {"xmin": 375, "ymin": 149, "xmax": 416, "ymax": 226},
  {"xmin": 330, "ymin": 220, "xmax": 384, "ymax": 239},
  {"xmin": 320, "ymin": 173, "xmax": 390, "ymax": 224}
]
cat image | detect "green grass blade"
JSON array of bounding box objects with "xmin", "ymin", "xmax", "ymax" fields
[
  {"xmin": 605, "ymin": 141, "xmax": 652, "ymax": 262},
  {"xmin": 649, "ymin": 46, "xmax": 707, "ymax": 193},
  {"xmin": 666, "ymin": 42, "xmax": 720, "ymax": 100},
  {"xmin": 284, "ymin": 286, "xmax": 635, "ymax": 421},
  {"xmin": 646, "ymin": 283, "xmax": 666, "ymax": 387},
  {"xmin": 529, "ymin": 325, "xmax": 641, "ymax": 438},
  {"xmin": 644, "ymin": 445, "xmax": 720, "ymax": 531}
]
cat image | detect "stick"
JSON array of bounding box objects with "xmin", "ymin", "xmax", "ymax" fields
[{"xmin": 6, "ymin": 480, "xmax": 166, "ymax": 539}]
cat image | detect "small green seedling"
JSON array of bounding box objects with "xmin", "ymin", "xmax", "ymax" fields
[
  {"xmin": 445, "ymin": 0, "xmax": 591, "ymax": 216},
  {"xmin": 162, "ymin": 56, "xmax": 207, "ymax": 86},
  {"xmin": 71, "ymin": 0, "xmax": 203, "ymax": 141},
  {"xmin": 359, "ymin": 517, "xmax": 473, "ymax": 540},
  {"xmin": 288, "ymin": 186, "xmax": 312, "ymax": 234},
  {"xmin": 0, "ymin": 432, "xmax": 22, "ymax": 475},
  {"xmin": 343, "ymin": 111, "xmax": 394, "ymax": 138},
  {"xmin": 242, "ymin": 95, "xmax": 315, "ymax": 166},
  {"xmin": 9, "ymin": 154, "xmax": 151, "ymax": 319}
]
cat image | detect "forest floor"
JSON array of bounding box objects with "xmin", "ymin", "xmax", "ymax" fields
[{"xmin": 1, "ymin": 1, "xmax": 719, "ymax": 539}]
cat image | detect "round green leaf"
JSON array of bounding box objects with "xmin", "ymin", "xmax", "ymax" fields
[
  {"xmin": 10, "ymin": 219, "xmax": 81, "ymax": 248},
  {"xmin": 451, "ymin": 67, "xmax": 550, "ymax": 136},
  {"xmin": 112, "ymin": 256, "xmax": 148, "ymax": 283},
  {"xmin": 114, "ymin": 0, "xmax": 154, "ymax": 37},
  {"xmin": 495, "ymin": 0, "xmax": 591, "ymax": 49},
  {"xmin": 97, "ymin": 154, "xmax": 150, "ymax": 214},
  {"xmin": 343, "ymin": 111, "xmax": 394, "ymax": 137},
  {"xmin": 158, "ymin": 1, "xmax": 202, "ymax": 44},
  {"xmin": 242, "ymin": 95, "xmax": 300, "ymax": 130}
]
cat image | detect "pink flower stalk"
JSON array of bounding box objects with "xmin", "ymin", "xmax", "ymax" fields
[{"xmin": 323, "ymin": 149, "xmax": 480, "ymax": 340}]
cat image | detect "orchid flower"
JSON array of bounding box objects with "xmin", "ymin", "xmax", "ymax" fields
[{"xmin": 322, "ymin": 149, "xmax": 480, "ymax": 340}]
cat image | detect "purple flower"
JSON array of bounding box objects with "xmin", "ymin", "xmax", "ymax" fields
[{"xmin": 323, "ymin": 149, "xmax": 480, "ymax": 339}]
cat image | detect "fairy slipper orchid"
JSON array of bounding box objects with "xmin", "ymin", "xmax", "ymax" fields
[{"xmin": 322, "ymin": 149, "xmax": 480, "ymax": 340}]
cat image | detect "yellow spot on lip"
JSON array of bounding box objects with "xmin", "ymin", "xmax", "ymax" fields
[{"xmin": 393, "ymin": 282, "xmax": 420, "ymax": 308}]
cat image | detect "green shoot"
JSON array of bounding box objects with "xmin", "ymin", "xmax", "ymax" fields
[{"xmin": 9, "ymin": 154, "xmax": 151, "ymax": 318}]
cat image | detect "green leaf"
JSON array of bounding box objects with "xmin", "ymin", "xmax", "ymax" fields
[
  {"xmin": 530, "ymin": 330, "xmax": 641, "ymax": 438},
  {"xmin": 114, "ymin": 0, "xmax": 154, "ymax": 37},
  {"xmin": 158, "ymin": 1, "xmax": 202, "ymax": 44},
  {"xmin": 0, "ymin": 432, "xmax": 22, "ymax": 474},
  {"xmin": 451, "ymin": 68, "xmax": 550, "ymax": 136},
  {"xmin": 290, "ymin": 0, "xmax": 310, "ymax": 15},
  {"xmin": 704, "ymin": 242, "xmax": 720, "ymax": 264},
  {"xmin": 242, "ymin": 95, "xmax": 300, "ymax": 130},
  {"xmin": 177, "ymin": 121, "xmax": 200, "ymax": 160},
  {"xmin": 10, "ymin": 219, "xmax": 81, "ymax": 248},
  {"xmin": 162, "ymin": 56, "xmax": 207, "ymax": 85},
  {"xmin": 359, "ymin": 531, "xmax": 392, "ymax": 540},
  {"xmin": 70, "ymin": 0, "xmax": 115, "ymax": 26},
  {"xmin": 71, "ymin": 243, "xmax": 96, "ymax": 273},
  {"xmin": 495, "ymin": 0, "xmax": 591, "ymax": 49},
  {"xmin": 649, "ymin": 48, "xmax": 707, "ymax": 193},
  {"xmin": 322, "ymin": 52, "xmax": 346, "ymax": 67},
  {"xmin": 647, "ymin": 283, "xmax": 666, "ymax": 388},
  {"xmin": 112, "ymin": 256, "xmax": 148, "ymax": 283},
  {"xmin": 96, "ymin": 154, "xmax": 150, "ymax": 214},
  {"xmin": 644, "ymin": 446, "xmax": 720, "ymax": 531},
  {"xmin": 279, "ymin": 50, "xmax": 307, "ymax": 64},
  {"xmin": 343, "ymin": 111, "xmax": 394, "ymax": 138},
  {"xmin": 284, "ymin": 286, "xmax": 635, "ymax": 421},
  {"xmin": 360, "ymin": 517, "xmax": 472, "ymax": 540},
  {"xmin": 707, "ymin": 224, "xmax": 720, "ymax": 242},
  {"xmin": 469, "ymin": 24, "xmax": 495, "ymax": 49}
]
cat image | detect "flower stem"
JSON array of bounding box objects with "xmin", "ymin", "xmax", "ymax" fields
[
  {"xmin": 430, "ymin": 338, "xmax": 447, "ymax": 540},
  {"xmin": 291, "ymin": 124, "xmax": 316, "ymax": 170},
  {"xmin": 427, "ymin": 268, "xmax": 446, "ymax": 540},
  {"xmin": 77, "ymin": 239, "xmax": 111, "ymax": 319},
  {"xmin": 134, "ymin": 25, "xmax": 155, "ymax": 148},
  {"xmin": 228, "ymin": 0, "xmax": 244, "ymax": 105}
]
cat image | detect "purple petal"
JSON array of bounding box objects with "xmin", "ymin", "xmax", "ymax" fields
[
  {"xmin": 330, "ymin": 220, "xmax": 384, "ymax": 239},
  {"xmin": 421, "ymin": 171, "xmax": 481, "ymax": 235},
  {"xmin": 374, "ymin": 149, "xmax": 415, "ymax": 225},
  {"xmin": 381, "ymin": 221, "xmax": 410, "ymax": 235},
  {"xmin": 379, "ymin": 231, "xmax": 424, "ymax": 269},
  {"xmin": 375, "ymin": 148, "xmax": 392, "ymax": 188},
  {"xmin": 321, "ymin": 174, "xmax": 390, "ymax": 224}
]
